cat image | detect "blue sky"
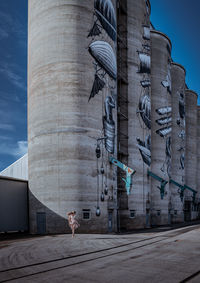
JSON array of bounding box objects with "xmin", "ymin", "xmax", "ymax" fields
[
  {"xmin": 0, "ymin": 0, "xmax": 199, "ymax": 171},
  {"xmin": 150, "ymin": 0, "xmax": 200, "ymax": 104},
  {"xmin": 0, "ymin": 0, "xmax": 27, "ymax": 171}
]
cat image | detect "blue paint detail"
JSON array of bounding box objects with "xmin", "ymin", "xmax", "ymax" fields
[
  {"xmin": 109, "ymin": 157, "xmax": 136, "ymax": 195},
  {"xmin": 147, "ymin": 170, "xmax": 168, "ymax": 199}
]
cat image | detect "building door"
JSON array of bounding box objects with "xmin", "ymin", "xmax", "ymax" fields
[
  {"xmin": 37, "ymin": 212, "xmax": 46, "ymax": 234},
  {"xmin": 108, "ymin": 211, "xmax": 113, "ymax": 232},
  {"xmin": 184, "ymin": 201, "xmax": 191, "ymax": 221},
  {"xmin": 146, "ymin": 209, "xmax": 150, "ymax": 228}
]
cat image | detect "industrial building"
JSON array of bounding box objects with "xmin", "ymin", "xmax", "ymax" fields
[{"xmin": 0, "ymin": 0, "xmax": 199, "ymax": 234}]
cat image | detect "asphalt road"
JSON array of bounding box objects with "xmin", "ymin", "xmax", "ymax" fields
[{"xmin": 0, "ymin": 224, "xmax": 200, "ymax": 283}]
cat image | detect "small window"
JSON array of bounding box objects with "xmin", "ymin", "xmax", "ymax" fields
[
  {"xmin": 157, "ymin": 210, "xmax": 161, "ymax": 216},
  {"xmin": 82, "ymin": 209, "xmax": 91, "ymax": 220},
  {"xmin": 130, "ymin": 210, "xmax": 136, "ymax": 218},
  {"xmin": 174, "ymin": 210, "xmax": 177, "ymax": 215}
]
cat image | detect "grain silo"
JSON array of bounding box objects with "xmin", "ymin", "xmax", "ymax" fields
[
  {"xmin": 150, "ymin": 30, "xmax": 172, "ymax": 226},
  {"xmin": 197, "ymin": 106, "xmax": 200, "ymax": 211},
  {"xmin": 185, "ymin": 89, "xmax": 198, "ymax": 221},
  {"xmin": 117, "ymin": 0, "xmax": 151, "ymax": 230},
  {"xmin": 28, "ymin": 0, "xmax": 117, "ymax": 233},
  {"xmin": 170, "ymin": 62, "xmax": 186, "ymax": 223}
]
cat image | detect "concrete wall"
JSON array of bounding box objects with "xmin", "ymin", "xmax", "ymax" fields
[
  {"xmin": 185, "ymin": 90, "xmax": 197, "ymax": 193},
  {"xmin": 28, "ymin": 0, "xmax": 116, "ymax": 233},
  {"xmin": 197, "ymin": 107, "xmax": 200, "ymax": 209},
  {"xmin": 185, "ymin": 89, "xmax": 198, "ymax": 220},
  {"xmin": 170, "ymin": 63, "xmax": 185, "ymax": 223},
  {"xmin": 0, "ymin": 154, "xmax": 28, "ymax": 181},
  {"xmin": 150, "ymin": 30, "xmax": 172, "ymax": 225},
  {"xmin": 123, "ymin": 0, "xmax": 151, "ymax": 230}
]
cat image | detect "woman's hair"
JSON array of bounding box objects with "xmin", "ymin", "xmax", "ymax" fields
[{"xmin": 67, "ymin": 211, "xmax": 76, "ymax": 216}]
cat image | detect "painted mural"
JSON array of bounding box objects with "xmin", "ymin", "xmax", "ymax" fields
[
  {"xmin": 136, "ymin": 9, "xmax": 151, "ymax": 167},
  {"xmin": 176, "ymin": 91, "xmax": 185, "ymax": 171},
  {"xmin": 87, "ymin": 0, "xmax": 117, "ymax": 215},
  {"xmin": 155, "ymin": 58, "xmax": 172, "ymax": 177}
]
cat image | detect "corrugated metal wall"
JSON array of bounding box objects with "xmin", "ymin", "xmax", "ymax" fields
[{"xmin": 0, "ymin": 177, "xmax": 28, "ymax": 232}]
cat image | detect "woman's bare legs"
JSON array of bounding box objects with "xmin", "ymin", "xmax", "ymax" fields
[{"xmin": 72, "ymin": 226, "xmax": 75, "ymax": 238}]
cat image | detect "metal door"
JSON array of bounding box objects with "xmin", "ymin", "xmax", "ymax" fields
[
  {"xmin": 146, "ymin": 209, "xmax": 150, "ymax": 228},
  {"xmin": 108, "ymin": 211, "xmax": 113, "ymax": 232},
  {"xmin": 184, "ymin": 201, "xmax": 191, "ymax": 221},
  {"xmin": 37, "ymin": 212, "xmax": 46, "ymax": 234}
]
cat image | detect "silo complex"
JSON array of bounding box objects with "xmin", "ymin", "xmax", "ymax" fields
[
  {"xmin": 185, "ymin": 90, "xmax": 198, "ymax": 221},
  {"xmin": 121, "ymin": 0, "xmax": 151, "ymax": 229},
  {"xmin": 170, "ymin": 63, "xmax": 186, "ymax": 223},
  {"xmin": 27, "ymin": 0, "xmax": 200, "ymax": 234},
  {"xmin": 150, "ymin": 30, "xmax": 172, "ymax": 225},
  {"xmin": 28, "ymin": 0, "xmax": 117, "ymax": 233}
]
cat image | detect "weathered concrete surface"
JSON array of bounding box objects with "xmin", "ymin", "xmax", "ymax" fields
[
  {"xmin": 185, "ymin": 90, "xmax": 198, "ymax": 220},
  {"xmin": 28, "ymin": 0, "xmax": 116, "ymax": 233},
  {"xmin": 170, "ymin": 63, "xmax": 186, "ymax": 223},
  {"xmin": 197, "ymin": 107, "xmax": 200, "ymax": 202},
  {"xmin": 126, "ymin": 0, "xmax": 151, "ymax": 229},
  {"xmin": 150, "ymin": 30, "xmax": 172, "ymax": 225},
  {"xmin": 1, "ymin": 224, "xmax": 200, "ymax": 282}
]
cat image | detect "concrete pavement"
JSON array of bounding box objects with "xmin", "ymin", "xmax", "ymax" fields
[{"xmin": 1, "ymin": 224, "xmax": 200, "ymax": 282}]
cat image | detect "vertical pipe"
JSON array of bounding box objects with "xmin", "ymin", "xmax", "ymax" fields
[
  {"xmin": 170, "ymin": 62, "xmax": 186, "ymax": 223},
  {"xmin": 150, "ymin": 30, "xmax": 172, "ymax": 225}
]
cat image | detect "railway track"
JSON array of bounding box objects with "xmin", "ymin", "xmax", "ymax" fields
[{"xmin": 0, "ymin": 225, "xmax": 200, "ymax": 283}]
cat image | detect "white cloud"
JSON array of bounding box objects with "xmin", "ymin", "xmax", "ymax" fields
[
  {"xmin": 14, "ymin": 140, "xmax": 28, "ymax": 157},
  {"xmin": 0, "ymin": 140, "xmax": 27, "ymax": 158},
  {"xmin": 0, "ymin": 124, "xmax": 14, "ymax": 131},
  {"xmin": 0, "ymin": 64, "xmax": 26, "ymax": 91}
]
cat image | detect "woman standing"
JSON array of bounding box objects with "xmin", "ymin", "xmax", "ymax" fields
[{"xmin": 67, "ymin": 211, "xmax": 80, "ymax": 237}]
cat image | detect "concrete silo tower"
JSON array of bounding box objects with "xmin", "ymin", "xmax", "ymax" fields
[
  {"xmin": 170, "ymin": 63, "xmax": 186, "ymax": 223},
  {"xmin": 185, "ymin": 90, "xmax": 198, "ymax": 221},
  {"xmin": 28, "ymin": 0, "xmax": 117, "ymax": 233},
  {"xmin": 118, "ymin": 0, "xmax": 151, "ymax": 230},
  {"xmin": 150, "ymin": 30, "xmax": 172, "ymax": 226},
  {"xmin": 197, "ymin": 106, "xmax": 200, "ymax": 209}
]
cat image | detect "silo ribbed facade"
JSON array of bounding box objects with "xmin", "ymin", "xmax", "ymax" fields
[
  {"xmin": 185, "ymin": 90, "xmax": 198, "ymax": 221},
  {"xmin": 150, "ymin": 30, "xmax": 172, "ymax": 225},
  {"xmin": 197, "ymin": 107, "xmax": 200, "ymax": 209},
  {"xmin": 28, "ymin": 0, "xmax": 117, "ymax": 233},
  {"xmin": 170, "ymin": 63, "xmax": 186, "ymax": 223},
  {"xmin": 122, "ymin": 0, "xmax": 151, "ymax": 229}
]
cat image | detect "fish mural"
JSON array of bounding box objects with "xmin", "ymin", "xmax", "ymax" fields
[
  {"xmin": 161, "ymin": 63, "xmax": 171, "ymax": 93},
  {"xmin": 156, "ymin": 116, "xmax": 172, "ymax": 126},
  {"xmin": 88, "ymin": 73, "xmax": 105, "ymax": 101},
  {"xmin": 143, "ymin": 25, "xmax": 150, "ymax": 40},
  {"xmin": 138, "ymin": 52, "xmax": 151, "ymax": 74},
  {"xmin": 103, "ymin": 95, "xmax": 115, "ymax": 153},
  {"xmin": 93, "ymin": 0, "xmax": 116, "ymax": 41},
  {"xmin": 179, "ymin": 92, "xmax": 185, "ymax": 119},
  {"xmin": 156, "ymin": 106, "xmax": 172, "ymax": 115},
  {"xmin": 180, "ymin": 152, "xmax": 185, "ymax": 170},
  {"xmin": 161, "ymin": 136, "xmax": 171, "ymax": 177},
  {"xmin": 89, "ymin": 41, "xmax": 117, "ymax": 80},
  {"xmin": 136, "ymin": 135, "xmax": 151, "ymax": 166},
  {"xmin": 140, "ymin": 79, "xmax": 151, "ymax": 88},
  {"xmin": 156, "ymin": 126, "xmax": 172, "ymax": 137},
  {"xmin": 155, "ymin": 106, "xmax": 172, "ymax": 137},
  {"xmin": 138, "ymin": 93, "xmax": 151, "ymax": 129}
]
